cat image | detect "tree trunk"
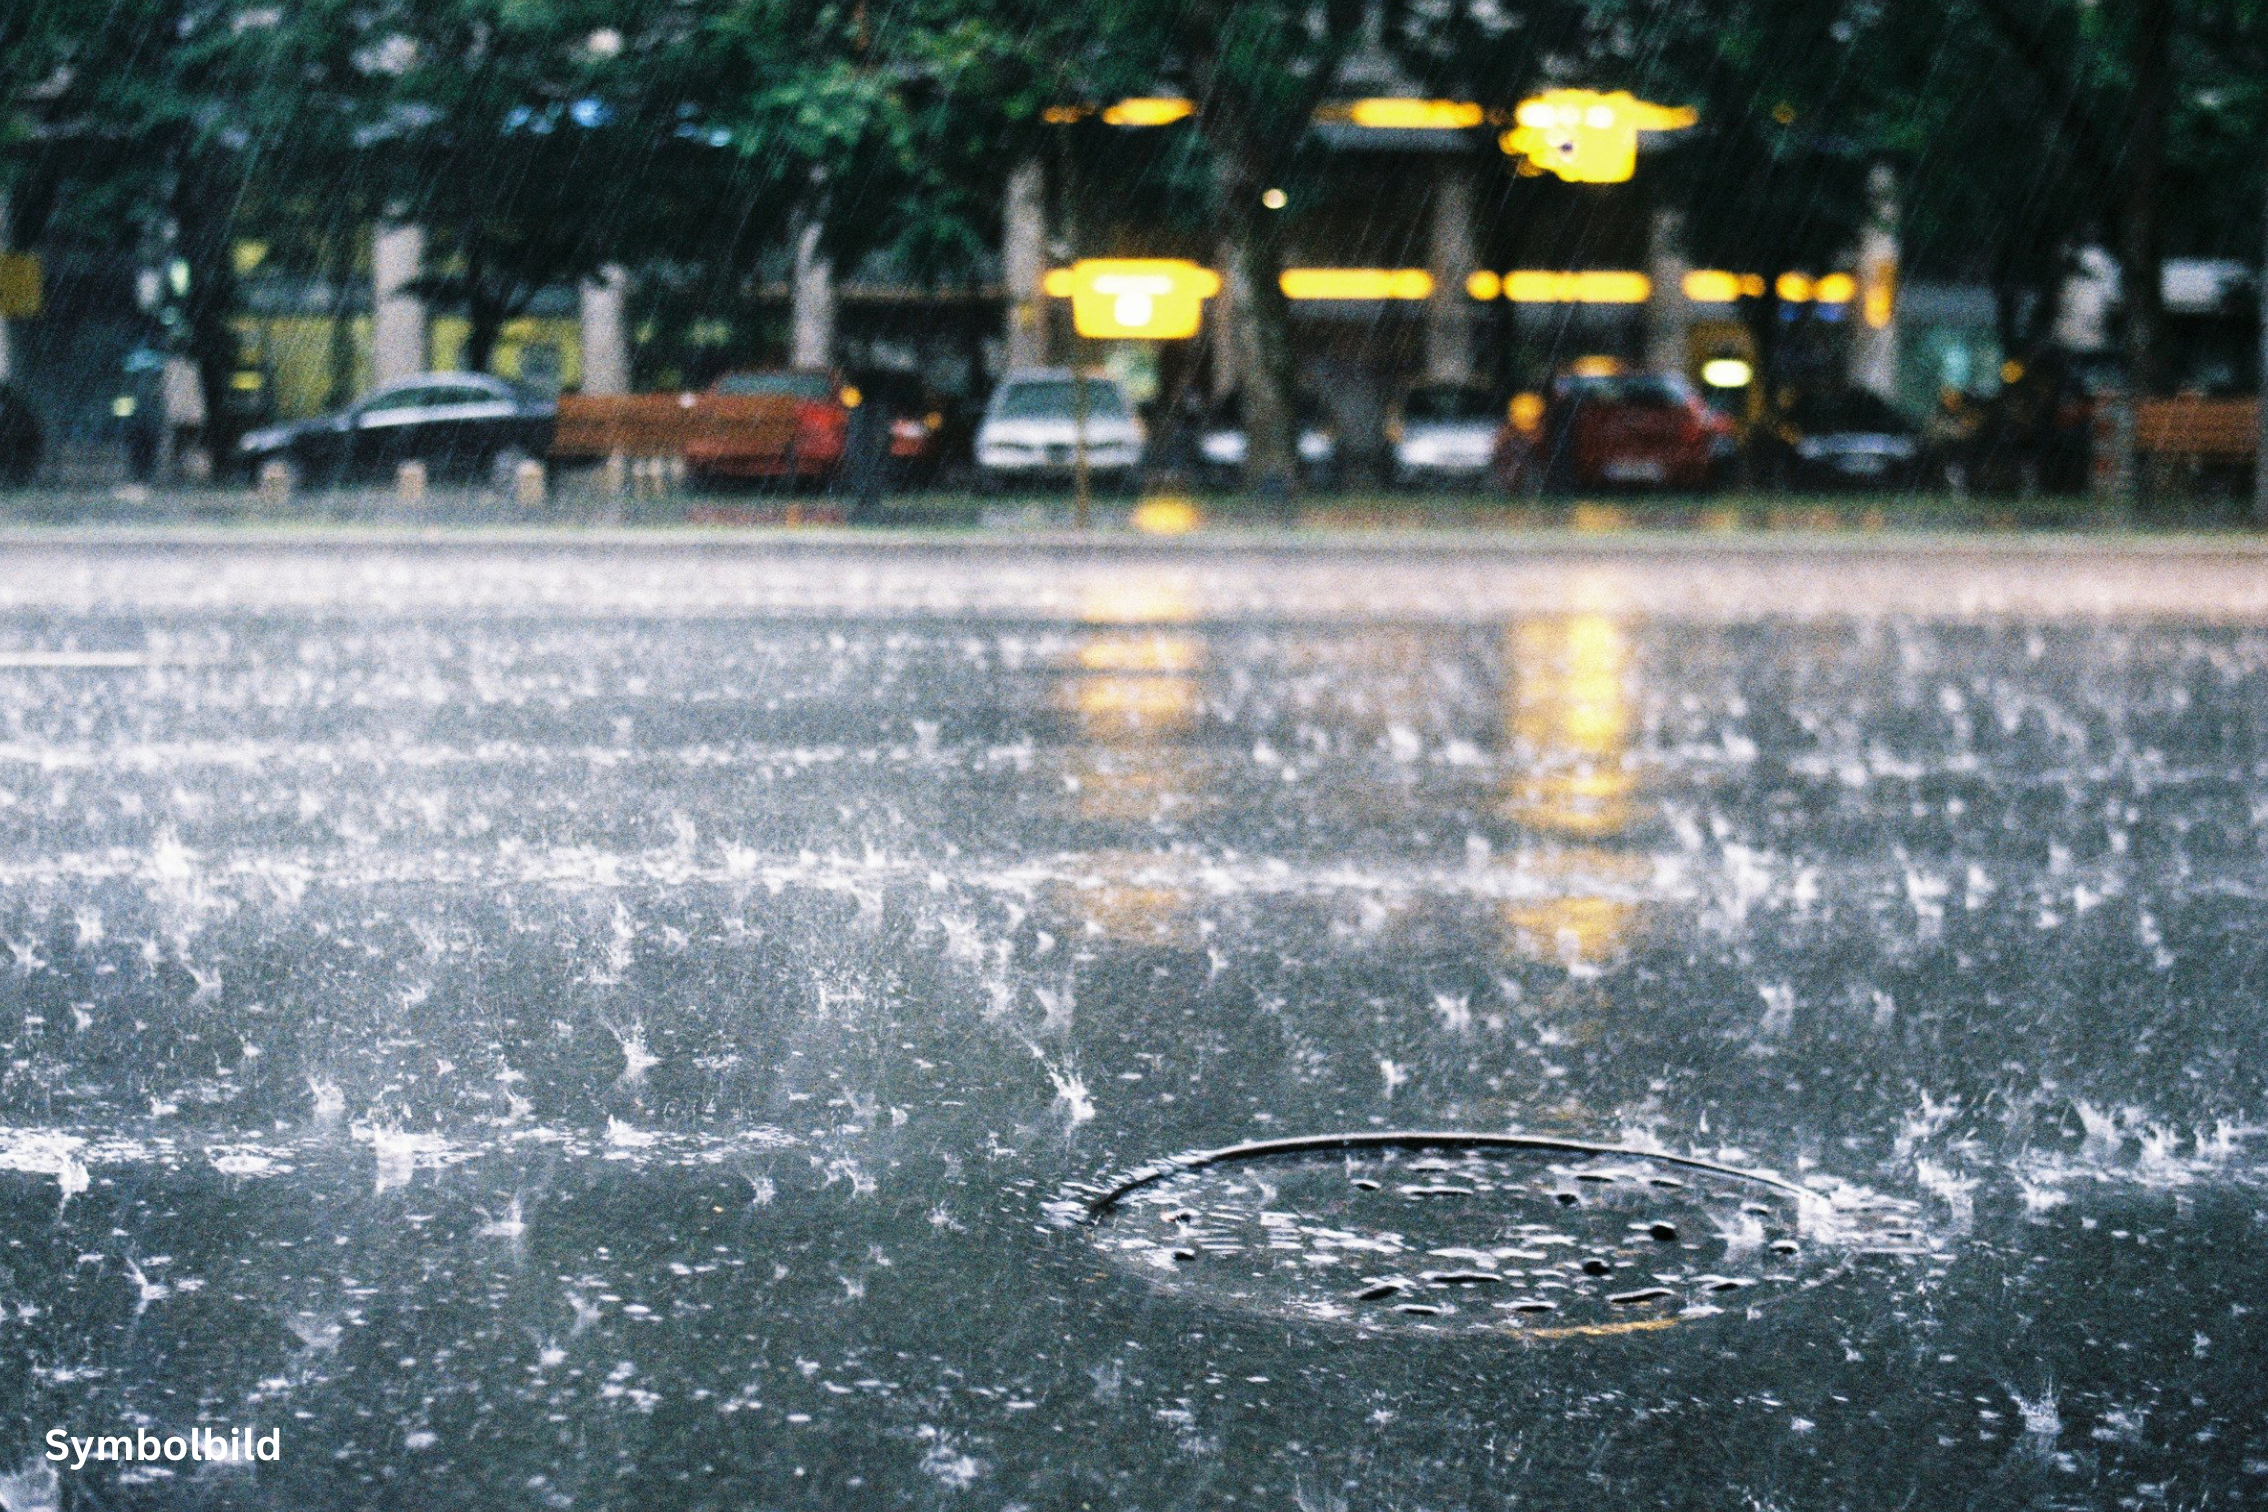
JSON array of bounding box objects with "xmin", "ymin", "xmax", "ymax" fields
[
  {"xmin": 171, "ymin": 154, "xmax": 242, "ymax": 463},
  {"xmin": 464, "ymin": 237, "xmax": 502, "ymax": 374},
  {"xmin": 325, "ymin": 222, "xmax": 357, "ymax": 410},
  {"xmin": 1211, "ymin": 136, "xmax": 1297, "ymax": 504},
  {"xmin": 2256, "ymin": 168, "xmax": 2268, "ymax": 525},
  {"xmin": 2121, "ymin": 0, "xmax": 2172, "ymax": 400}
]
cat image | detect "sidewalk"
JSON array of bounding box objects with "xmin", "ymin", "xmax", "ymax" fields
[{"xmin": 0, "ymin": 482, "xmax": 2262, "ymax": 547}]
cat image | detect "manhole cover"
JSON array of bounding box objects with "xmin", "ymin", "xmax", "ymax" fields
[{"xmin": 1067, "ymin": 1133, "xmax": 1924, "ymax": 1339}]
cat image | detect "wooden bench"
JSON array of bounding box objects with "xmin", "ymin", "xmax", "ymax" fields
[
  {"xmin": 552, "ymin": 393, "xmax": 801, "ymax": 461},
  {"xmin": 2134, "ymin": 397, "xmax": 2257, "ymax": 460}
]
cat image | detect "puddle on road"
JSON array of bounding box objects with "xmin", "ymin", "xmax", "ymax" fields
[{"xmin": 1070, "ymin": 1135, "xmax": 1929, "ymax": 1339}]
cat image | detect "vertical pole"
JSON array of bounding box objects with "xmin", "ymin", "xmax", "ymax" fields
[
  {"xmin": 579, "ymin": 265, "xmax": 631, "ymax": 395},
  {"xmin": 1646, "ymin": 205, "xmax": 1691, "ymax": 378},
  {"xmin": 1424, "ymin": 160, "xmax": 1479, "ymax": 384},
  {"xmin": 1073, "ymin": 346, "xmax": 1091, "ymax": 527},
  {"xmin": 371, "ymin": 222, "xmax": 427, "ymax": 388},
  {"xmin": 2256, "ymin": 167, "xmax": 2268, "ymax": 525},
  {"xmin": 791, "ymin": 214, "xmax": 835, "ymax": 370},
  {"xmin": 1003, "ymin": 159, "xmax": 1049, "ymax": 370},
  {"xmin": 1210, "ymin": 237, "xmax": 1239, "ymax": 400},
  {"xmin": 1852, "ymin": 163, "xmax": 1901, "ymax": 400},
  {"xmin": 0, "ymin": 193, "xmax": 14, "ymax": 389}
]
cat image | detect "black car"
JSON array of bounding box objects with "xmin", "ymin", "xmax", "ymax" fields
[
  {"xmin": 1196, "ymin": 390, "xmax": 1341, "ymax": 488},
  {"xmin": 0, "ymin": 383, "xmax": 41, "ymax": 485},
  {"xmin": 844, "ymin": 367, "xmax": 963, "ymax": 489},
  {"xmin": 236, "ymin": 372, "xmax": 555, "ymax": 487},
  {"xmin": 1762, "ymin": 389, "xmax": 1926, "ymax": 490}
]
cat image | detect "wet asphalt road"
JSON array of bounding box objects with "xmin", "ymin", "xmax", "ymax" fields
[{"xmin": 0, "ymin": 533, "xmax": 2263, "ymax": 1510}]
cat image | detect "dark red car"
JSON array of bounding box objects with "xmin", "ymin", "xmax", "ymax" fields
[
  {"xmin": 684, "ymin": 369, "xmax": 853, "ymax": 485},
  {"xmin": 1498, "ymin": 368, "xmax": 1736, "ymax": 492}
]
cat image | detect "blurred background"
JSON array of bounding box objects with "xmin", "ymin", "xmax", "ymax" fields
[{"xmin": 0, "ymin": 0, "xmax": 2259, "ymax": 523}]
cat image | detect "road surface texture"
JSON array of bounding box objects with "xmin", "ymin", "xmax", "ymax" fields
[{"xmin": 0, "ymin": 532, "xmax": 2263, "ymax": 1509}]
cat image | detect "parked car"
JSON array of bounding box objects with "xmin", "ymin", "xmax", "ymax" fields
[
  {"xmin": 1512, "ymin": 368, "xmax": 1736, "ymax": 492},
  {"xmin": 974, "ymin": 369, "xmax": 1145, "ymax": 491},
  {"xmin": 237, "ymin": 372, "xmax": 554, "ymax": 487},
  {"xmin": 0, "ymin": 382, "xmax": 42, "ymax": 485},
  {"xmin": 684, "ymin": 369, "xmax": 853, "ymax": 487},
  {"xmin": 1388, "ymin": 384, "xmax": 1502, "ymax": 486},
  {"xmin": 845, "ymin": 367, "xmax": 957, "ymax": 489},
  {"xmin": 1196, "ymin": 390, "xmax": 1340, "ymax": 488},
  {"xmin": 1757, "ymin": 388, "xmax": 1926, "ymax": 489}
]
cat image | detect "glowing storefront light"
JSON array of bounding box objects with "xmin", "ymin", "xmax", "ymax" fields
[
  {"xmin": 1686, "ymin": 270, "xmax": 1860, "ymax": 304},
  {"xmin": 1496, "ymin": 270, "xmax": 1652, "ymax": 304},
  {"xmin": 1335, "ymin": 98, "xmax": 1486, "ymax": 130},
  {"xmin": 1278, "ymin": 268, "xmax": 1434, "ymax": 300},
  {"xmin": 1101, "ymin": 97, "xmax": 1195, "ymax": 127},
  {"xmin": 1682, "ymin": 269, "xmax": 1745, "ymax": 303}
]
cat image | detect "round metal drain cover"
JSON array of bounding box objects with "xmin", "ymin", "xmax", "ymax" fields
[{"xmin": 1072, "ymin": 1133, "xmax": 1922, "ymax": 1339}]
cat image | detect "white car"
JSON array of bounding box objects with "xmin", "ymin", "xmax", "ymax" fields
[
  {"xmin": 975, "ymin": 370, "xmax": 1146, "ymax": 490},
  {"xmin": 1388, "ymin": 384, "xmax": 1502, "ymax": 486}
]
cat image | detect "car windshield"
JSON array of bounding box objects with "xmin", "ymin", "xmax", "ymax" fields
[
  {"xmin": 852, "ymin": 371, "xmax": 929, "ymax": 410},
  {"xmin": 990, "ymin": 379, "xmax": 1130, "ymax": 420},
  {"xmin": 714, "ymin": 371, "xmax": 833, "ymax": 400},
  {"xmin": 1791, "ymin": 391, "xmax": 1911, "ymax": 433},
  {"xmin": 1557, "ymin": 373, "xmax": 1693, "ymax": 407},
  {"xmin": 1401, "ymin": 386, "xmax": 1497, "ymax": 422},
  {"xmin": 1210, "ymin": 393, "xmax": 1328, "ymax": 430}
]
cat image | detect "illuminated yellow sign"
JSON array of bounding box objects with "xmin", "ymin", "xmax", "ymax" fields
[
  {"xmin": 1044, "ymin": 258, "xmax": 1220, "ymax": 339},
  {"xmin": 1280, "ymin": 267, "xmax": 1433, "ymax": 301},
  {"xmin": 1500, "ymin": 90, "xmax": 1696, "ymax": 184}
]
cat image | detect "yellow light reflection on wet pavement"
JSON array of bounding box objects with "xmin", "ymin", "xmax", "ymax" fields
[
  {"xmin": 1051, "ymin": 578, "xmax": 1209, "ymax": 936},
  {"xmin": 1131, "ymin": 497, "xmax": 1204, "ymax": 535},
  {"xmin": 1498, "ymin": 606, "xmax": 1654, "ymax": 967}
]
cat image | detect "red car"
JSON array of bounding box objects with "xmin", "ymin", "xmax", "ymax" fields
[
  {"xmin": 1498, "ymin": 369, "xmax": 1736, "ymax": 492},
  {"xmin": 684, "ymin": 369, "xmax": 853, "ymax": 485}
]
